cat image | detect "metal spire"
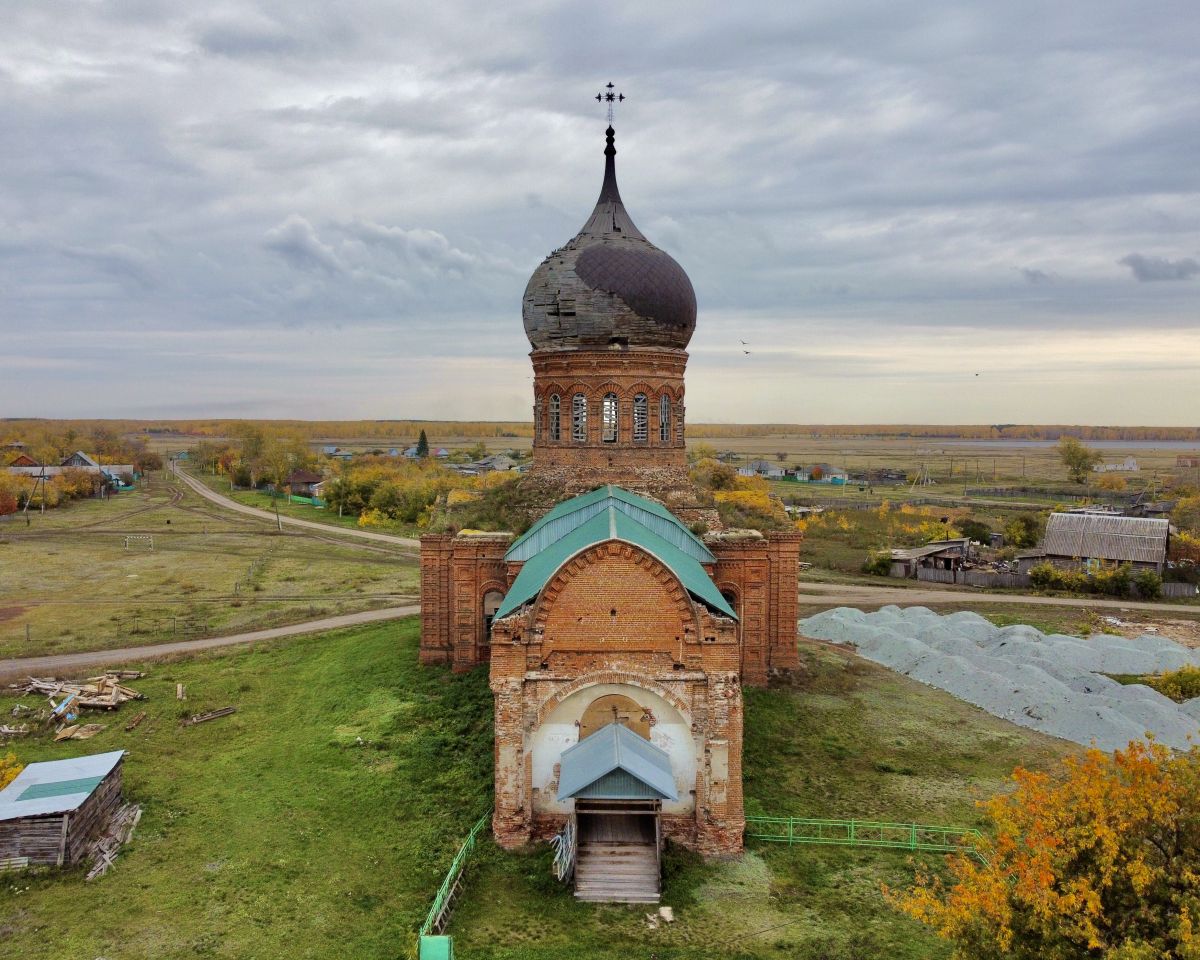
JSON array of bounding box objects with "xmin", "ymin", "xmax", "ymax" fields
[{"xmin": 595, "ymin": 82, "xmax": 625, "ymax": 125}]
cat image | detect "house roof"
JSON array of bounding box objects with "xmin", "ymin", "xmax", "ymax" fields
[
  {"xmin": 1042, "ymin": 512, "xmax": 1169, "ymax": 564},
  {"xmin": 0, "ymin": 750, "xmax": 124, "ymax": 820},
  {"xmin": 62, "ymin": 451, "xmax": 100, "ymax": 467},
  {"xmin": 494, "ymin": 486, "xmax": 733, "ymax": 621},
  {"xmin": 890, "ymin": 537, "xmax": 970, "ymax": 561},
  {"xmin": 286, "ymin": 469, "xmax": 323, "ymax": 484},
  {"xmin": 556, "ymin": 723, "xmax": 677, "ymax": 801}
]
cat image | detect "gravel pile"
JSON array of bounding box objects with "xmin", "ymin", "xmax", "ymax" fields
[{"xmin": 800, "ymin": 606, "xmax": 1200, "ymax": 750}]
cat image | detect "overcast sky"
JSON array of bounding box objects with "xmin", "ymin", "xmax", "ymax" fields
[{"xmin": 2, "ymin": 1, "xmax": 1198, "ymax": 425}]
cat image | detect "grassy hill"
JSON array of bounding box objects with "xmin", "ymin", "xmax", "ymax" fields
[{"xmin": 0, "ymin": 622, "xmax": 1075, "ymax": 959}]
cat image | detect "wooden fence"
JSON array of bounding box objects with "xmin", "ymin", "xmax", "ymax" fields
[{"xmin": 1163, "ymin": 582, "xmax": 1199, "ymax": 598}]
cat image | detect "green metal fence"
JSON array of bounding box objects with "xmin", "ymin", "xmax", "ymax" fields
[
  {"xmin": 418, "ymin": 810, "xmax": 492, "ymax": 958},
  {"xmin": 745, "ymin": 816, "xmax": 988, "ymax": 864}
]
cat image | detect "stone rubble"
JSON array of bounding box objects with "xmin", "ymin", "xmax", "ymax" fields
[{"xmin": 800, "ymin": 605, "xmax": 1200, "ymax": 751}]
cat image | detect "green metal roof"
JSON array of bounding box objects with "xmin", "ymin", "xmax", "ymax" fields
[
  {"xmin": 557, "ymin": 723, "xmax": 678, "ymax": 801},
  {"xmin": 507, "ymin": 485, "xmax": 713, "ymax": 564},
  {"xmin": 493, "ymin": 486, "xmax": 734, "ymax": 621},
  {"xmin": 18, "ymin": 776, "xmax": 104, "ymax": 802}
]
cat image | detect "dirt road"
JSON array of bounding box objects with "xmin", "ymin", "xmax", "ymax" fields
[
  {"xmin": 0, "ymin": 604, "xmax": 420, "ymax": 682},
  {"xmin": 798, "ymin": 580, "xmax": 1200, "ymax": 615},
  {"xmin": 172, "ymin": 463, "xmax": 420, "ymax": 550}
]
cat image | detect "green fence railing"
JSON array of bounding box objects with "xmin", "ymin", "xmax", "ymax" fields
[
  {"xmin": 745, "ymin": 817, "xmax": 988, "ymax": 864},
  {"xmin": 418, "ymin": 810, "xmax": 491, "ymax": 957}
]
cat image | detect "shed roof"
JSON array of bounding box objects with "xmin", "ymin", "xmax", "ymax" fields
[
  {"xmin": 0, "ymin": 750, "xmax": 124, "ymax": 820},
  {"xmin": 557, "ymin": 723, "xmax": 677, "ymax": 801},
  {"xmin": 1043, "ymin": 512, "xmax": 1169, "ymax": 564},
  {"xmin": 494, "ymin": 486, "xmax": 733, "ymax": 621}
]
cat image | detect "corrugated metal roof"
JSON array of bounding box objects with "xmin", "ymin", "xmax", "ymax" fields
[
  {"xmin": 557, "ymin": 723, "xmax": 677, "ymax": 801},
  {"xmin": 1043, "ymin": 512, "xmax": 1169, "ymax": 564},
  {"xmin": 494, "ymin": 491, "xmax": 735, "ymax": 621},
  {"xmin": 0, "ymin": 750, "xmax": 124, "ymax": 820},
  {"xmin": 507, "ymin": 485, "xmax": 712, "ymax": 564}
]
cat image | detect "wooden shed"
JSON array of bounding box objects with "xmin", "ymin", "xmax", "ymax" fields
[{"xmin": 0, "ymin": 750, "xmax": 125, "ymax": 869}]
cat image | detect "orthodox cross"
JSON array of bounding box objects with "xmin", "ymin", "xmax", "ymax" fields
[{"xmin": 595, "ymin": 82, "xmax": 625, "ymax": 124}]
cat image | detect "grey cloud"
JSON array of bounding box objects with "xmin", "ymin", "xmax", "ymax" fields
[
  {"xmin": 263, "ymin": 216, "xmax": 345, "ymax": 274},
  {"xmin": 1021, "ymin": 268, "xmax": 1055, "ymax": 285},
  {"xmin": 2, "ymin": 0, "xmax": 1199, "ymax": 420},
  {"xmin": 1118, "ymin": 253, "xmax": 1200, "ymax": 282}
]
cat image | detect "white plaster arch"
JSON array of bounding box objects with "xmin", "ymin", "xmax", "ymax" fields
[{"xmin": 530, "ymin": 682, "xmax": 697, "ymax": 818}]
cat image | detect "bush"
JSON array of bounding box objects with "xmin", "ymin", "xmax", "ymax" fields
[
  {"xmin": 1028, "ymin": 562, "xmax": 1062, "ymax": 591},
  {"xmin": 955, "ymin": 519, "xmax": 992, "ymax": 544},
  {"xmin": 1029, "ymin": 561, "xmax": 1133, "ymax": 596},
  {"xmin": 862, "ymin": 552, "xmax": 892, "ymax": 576},
  {"xmin": 1133, "ymin": 569, "xmax": 1163, "ymax": 600},
  {"xmin": 1148, "ymin": 665, "xmax": 1200, "ymax": 702},
  {"xmin": 1092, "ymin": 563, "xmax": 1131, "ymax": 597}
]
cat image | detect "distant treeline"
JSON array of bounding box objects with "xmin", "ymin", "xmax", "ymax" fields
[{"xmin": 2, "ymin": 419, "xmax": 1198, "ymax": 443}]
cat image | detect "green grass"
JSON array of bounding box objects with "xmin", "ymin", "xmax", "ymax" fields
[
  {"xmin": 0, "ymin": 473, "xmax": 418, "ymax": 658},
  {"xmin": 0, "ymin": 618, "xmax": 492, "ymax": 960},
  {"xmin": 0, "ymin": 619, "xmax": 1081, "ymax": 960},
  {"xmin": 447, "ymin": 643, "xmax": 1078, "ymax": 959}
]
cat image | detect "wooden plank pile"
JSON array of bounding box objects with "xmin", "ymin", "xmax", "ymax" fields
[
  {"xmin": 182, "ymin": 706, "xmax": 236, "ymax": 727},
  {"xmin": 11, "ymin": 673, "xmax": 145, "ymax": 711},
  {"xmin": 84, "ymin": 801, "xmax": 142, "ymax": 882}
]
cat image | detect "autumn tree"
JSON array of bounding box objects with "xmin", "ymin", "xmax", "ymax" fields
[
  {"xmin": 1059, "ymin": 436, "xmax": 1103, "ymax": 483},
  {"xmin": 894, "ymin": 740, "xmax": 1200, "ymax": 959},
  {"xmin": 1173, "ymin": 496, "xmax": 1200, "ymax": 535},
  {"xmin": 1096, "ymin": 473, "xmax": 1127, "ymax": 492},
  {"xmin": 0, "ymin": 752, "xmax": 22, "ymax": 789}
]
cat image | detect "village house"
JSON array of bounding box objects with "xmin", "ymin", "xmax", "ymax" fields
[
  {"xmin": 284, "ymin": 469, "xmax": 324, "ymax": 497},
  {"xmin": 738, "ymin": 458, "xmax": 785, "ymax": 479},
  {"xmin": 888, "ymin": 537, "xmax": 973, "ymax": 580},
  {"xmin": 6, "ymin": 451, "xmax": 136, "ymax": 488},
  {"xmin": 1017, "ymin": 512, "xmax": 1170, "ymax": 575},
  {"xmin": 419, "ymin": 121, "xmax": 802, "ymax": 903}
]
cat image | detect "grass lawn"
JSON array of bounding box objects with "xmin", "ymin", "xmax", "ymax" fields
[
  {"xmin": 447, "ymin": 642, "xmax": 1078, "ymax": 960},
  {"xmin": 0, "ymin": 618, "xmax": 1079, "ymax": 959},
  {"xmin": 0, "ymin": 473, "xmax": 418, "ymax": 658},
  {"xmin": 0, "ymin": 618, "xmax": 492, "ymax": 960}
]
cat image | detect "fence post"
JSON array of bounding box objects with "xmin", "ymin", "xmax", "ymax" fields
[{"xmin": 909, "ymin": 824, "xmax": 917, "ymax": 850}]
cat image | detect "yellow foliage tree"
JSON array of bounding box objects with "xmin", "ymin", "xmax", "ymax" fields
[
  {"xmin": 893, "ymin": 740, "xmax": 1200, "ymax": 959},
  {"xmin": 1097, "ymin": 473, "xmax": 1127, "ymax": 492},
  {"xmin": 0, "ymin": 752, "xmax": 23, "ymax": 789}
]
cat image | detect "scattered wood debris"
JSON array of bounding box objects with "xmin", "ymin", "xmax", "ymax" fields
[
  {"xmin": 176, "ymin": 683, "xmax": 186, "ymax": 701},
  {"xmin": 0, "ymin": 724, "xmax": 30, "ymax": 738},
  {"xmin": 85, "ymin": 801, "xmax": 142, "ymax": 881},
  {"xmin": 183, "ymin": 706, "xmax": 236, "ymax": 727},
  {"xmin": 124, "ymin": 711, "xmax": 147, "ymax": 732},
  {"xmin": 11, "ymin": 673, "xmax": 145, "ymax": 711}
]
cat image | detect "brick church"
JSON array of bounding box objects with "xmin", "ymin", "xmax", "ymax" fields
[{"xmin": 420, "ymin": 116, "xmax": 801, "ymax": 900}]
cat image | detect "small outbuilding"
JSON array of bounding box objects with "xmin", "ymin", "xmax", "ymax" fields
[
  {"xmin": 1017, "ymin": 512, "xmax": 1170, "ymax": 575},
  {"xmin": 0, "ymin": 750, "xmax": 125, "ymax": 869},
  {"xmin": 889, "ymin": 537, "xmax": 973, "ymax": 579}
]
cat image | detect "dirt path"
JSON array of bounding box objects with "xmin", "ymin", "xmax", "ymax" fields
[
  {"xmin": 798, "ymin": 580, "xmax": 1200, "ymax": 615},
  {"xmin": 172, "ymin": 464, "xmax": 420, "ymax": 550},
  {"xmin": 0, "ymin": 604, "xmax": 420, "ymax": 682}
]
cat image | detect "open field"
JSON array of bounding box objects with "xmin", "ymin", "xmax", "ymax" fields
[
  {"xmin": 0, "ymin": 472, "xmax": 418, "ymax": 658},
  {"xmin": 0, "ymin": 620, "xmax": 1077, "ymax": 960}
]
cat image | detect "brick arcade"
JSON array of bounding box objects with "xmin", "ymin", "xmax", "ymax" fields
[{"xmin": 419, "ymin": 122, "xmax": 801, "ymax": 862}]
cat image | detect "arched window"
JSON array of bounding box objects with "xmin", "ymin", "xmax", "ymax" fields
[
  {"xmin": 572, "ymin": 393, "xmax": 588, "ymax": 442},
  {"xmin": 659, "ymin": 394, "xmax": 671, "ymax": 443},
  {"xmin": 633, "ymin": 394, "xmax": 648, "ymax": 443},
  {"xmin": 548, "ymin": 394, "xmax": 560, "ymax": 441},
  {"xmin": 534, "ymin": 398, "xmax": 542, "ymax": 441},
  {"xmin": 483, "ymin": 590, "xmax": 504, "ymax": 638},
  {"xmin": 602, "ymin": 392, "xmax": 618, "ymax": 443}
]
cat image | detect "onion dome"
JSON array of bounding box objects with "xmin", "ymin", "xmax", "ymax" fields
[{"xmin": 522, "ymin": 126, "xmax": 697, "ymax": 352}]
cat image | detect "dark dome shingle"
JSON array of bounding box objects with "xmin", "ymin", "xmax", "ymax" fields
[{"xmin": 522, "ymin": 127, "xmax": 697, "ymax": 352}]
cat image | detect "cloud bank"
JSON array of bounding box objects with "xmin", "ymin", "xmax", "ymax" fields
[{"xmin": 1, "ymin": 1, "xmax": 1197, "ymax": 423}]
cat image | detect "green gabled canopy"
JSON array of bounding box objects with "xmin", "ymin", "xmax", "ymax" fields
[{"xmin": 493, "ymin": 486, "xmax": 734, "ymax": 621}]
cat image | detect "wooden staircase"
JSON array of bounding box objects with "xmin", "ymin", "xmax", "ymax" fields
[{"xmin": 573, "ymin": 841, "xmax": 660, "ymax": 904}]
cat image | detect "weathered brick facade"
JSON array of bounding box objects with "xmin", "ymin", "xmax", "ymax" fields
[
  {"xmin": 416, "ymin": 119, "xmax": 803, "ymax": 864},
  {"xmin": 488, "ymin": 541, "xmax": 745, "ymax": 856}
]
